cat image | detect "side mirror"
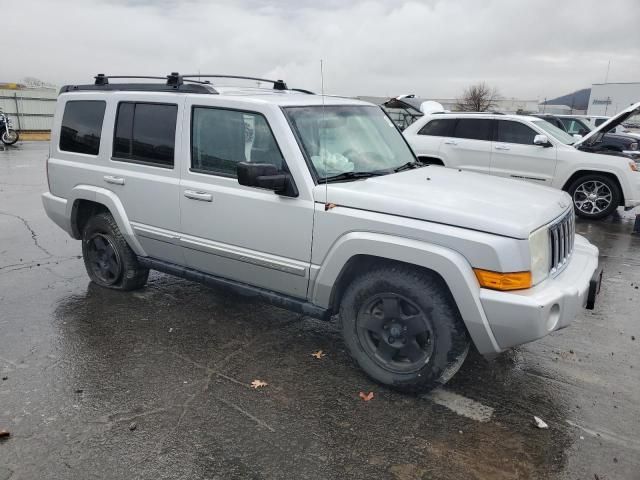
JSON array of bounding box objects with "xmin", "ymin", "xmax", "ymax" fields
[
  {"xmin": 533, "ymin": 134, "xmax": 551, "ymax": 147},
  {"xmin": 236, "ymin": 162, "xmax": 298, "ymax": 197}
]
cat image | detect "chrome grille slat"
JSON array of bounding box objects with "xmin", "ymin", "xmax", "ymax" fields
[{"xmin": 548, "ymin": 209, "xmax": 575, "ymax": 276}]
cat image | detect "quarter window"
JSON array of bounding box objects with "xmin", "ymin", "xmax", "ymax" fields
[
  {"xmin": 418, "ymin": 118, "xmax": 454, "ymax": 136},
  {"xmin": 59, "ymin": 100, "xmax": 106, "ymax": 155},
  {"xmin": 452, "ymin": 118, "xmax": 493, "ymax": 141},
  {"xmin": 113, "ymin": 102, "xmax": 177, "ymax": 168},
  {"xmin": 191, "ymin": 107, "xmax": 284, "ymax": 177},
  {"xmin": 496, "ymin": 120, "xmax": 537, "ymax": 145}
]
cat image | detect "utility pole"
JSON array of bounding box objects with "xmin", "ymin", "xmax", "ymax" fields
[{"xmin": 604, "ymin": 60, "xmax": 611, "ymax": 83}]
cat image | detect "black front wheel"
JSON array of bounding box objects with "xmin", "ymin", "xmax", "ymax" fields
[
  {"xmin": 1, "ymin": 129, "xmax": 19, "ymax": 145},
  {"xmin": 339, "ymin": 264, "xmax": 469, "ymax": 393}
]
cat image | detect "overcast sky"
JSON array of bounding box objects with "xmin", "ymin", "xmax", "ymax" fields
[{"xmin": 6, "ymin": 0, "xmax": 640, "ymax": 100}]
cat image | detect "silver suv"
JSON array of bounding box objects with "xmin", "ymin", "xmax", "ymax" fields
[{"xmin": 43, "ymin": 73, "xmax": 601, "ymax": 392}]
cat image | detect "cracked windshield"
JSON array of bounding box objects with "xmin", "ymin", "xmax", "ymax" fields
[{"xmin": 284, "ymin": 105, "xmax": 416, "ymax": 180}]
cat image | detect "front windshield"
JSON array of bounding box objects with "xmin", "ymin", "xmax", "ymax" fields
[
  {"xmin": 532, "ymin": 120, "xmax": 576, "ymax": 145},
  {"xmin": 284, "ymin": 105, "xmax": 416, "ymax": 180}
]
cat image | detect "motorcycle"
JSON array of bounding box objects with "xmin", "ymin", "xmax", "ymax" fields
[{"xmin": 0, "ymin": 111, "xmax": 19, "ymax": 145}]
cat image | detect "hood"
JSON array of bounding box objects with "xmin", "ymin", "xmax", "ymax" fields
[
  {"xmin": 314, "ymin": 167, "xmax": 571, "ymax": 239},
  {"xmin": 574, "ymin": 101, "xmax": 640, "ymax": 147}
]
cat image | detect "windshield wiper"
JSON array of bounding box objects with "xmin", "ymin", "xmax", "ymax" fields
[
  {"xmin": 320, "ymin": 171, "xmax": 388, "ymax": 183},
  {"xmin": 393, "ymin": 160, "xmax": 424, "ymax": 172}
]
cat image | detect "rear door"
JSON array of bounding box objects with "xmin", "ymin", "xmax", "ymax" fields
[
  {"xmin": 104, "ymin": 97, "xmax": 185, "ymax": 265},
  {"xmin": 490, "ymin": 119, "xmax": 557, "ymax": 185},
  {"xmin": 407, "ymin": 117, "xmax": 455, "ymax": 163},
  {"xmin": 439, "ymin": 117, "xmax": 494, "ymax": 174}
]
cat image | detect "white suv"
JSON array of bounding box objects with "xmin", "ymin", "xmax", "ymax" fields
[
  {"xmin": 43, "ymin": 73, "xmax": 601, "ymax": 392},
  {"xmin": 404, "ymin": 104, "xmax": 640, "ymax": 219}
]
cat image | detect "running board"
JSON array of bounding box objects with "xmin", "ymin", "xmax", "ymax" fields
[{"xmin": 137, "ymin": 256, "xmax": 330, "ymax": 320}]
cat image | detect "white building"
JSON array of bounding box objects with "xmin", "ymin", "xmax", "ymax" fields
[{"xmin": 587, "ymin": 82, "xmax": 640, "ymax": 116}]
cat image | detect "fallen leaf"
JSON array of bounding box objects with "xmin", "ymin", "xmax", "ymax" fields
[
  {"xmin": 359, "ymin": 391, "xmax": 374, "ymax": 402},
  {"xmin": 311, "ymin": 350, "xmax": 326, "ymax": 359},
  {"xmin": 0, "ymin": 430, "xmax": 10, "ymax": 439},
  {"xmin": 129, "ymin": 422, "xmax": 137, "ymax": 431},
  {"xmin": 251, "ymin": 379, "xmax": 268, "ymax": 389},
  {"xmin": 533, "ymin": 416, "xmax": 548, "ymax": 429}
]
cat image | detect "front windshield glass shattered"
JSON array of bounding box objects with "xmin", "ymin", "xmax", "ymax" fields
[
  {"xmin": 284, "ymin": 105, "xmax": 416, "ymax": 181},
  {"xmin": 532, "ymin": 120, "xmax": 576, "ymax": 145}
]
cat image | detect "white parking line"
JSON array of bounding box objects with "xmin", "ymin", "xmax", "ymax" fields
[{"xmin": 424, "ymin": 389, "xmax": 494, "ymax": 422}]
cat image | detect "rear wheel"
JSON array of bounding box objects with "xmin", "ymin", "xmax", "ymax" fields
[
  {"xmin": 82, "ymin": 212, "xmax": 149, "ymax": 290},
  {"xmin": 568, "ymin": 174, "xmax": 620, "ymax": 219},
  {"xmin": 339, "ymin": 264, "xmax": 469, "ymax": 393}
]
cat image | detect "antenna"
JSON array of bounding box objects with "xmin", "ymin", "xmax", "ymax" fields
[{"xmin": 321, "ymin": 60, "xmax": 331, "ymax": 211}]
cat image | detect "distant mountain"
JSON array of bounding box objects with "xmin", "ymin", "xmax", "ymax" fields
[{"xmin": 542, "ymin": 88, "xmax": 591, "ymax": 110}]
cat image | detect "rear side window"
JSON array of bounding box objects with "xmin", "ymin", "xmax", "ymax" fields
[
  {"xmin": 191, "ymin": 107, "xmax": 285, "ymax": 177},
  {"xmin": 113, "ymin": 102, "xmax": 177, "ymax": 168},
  {"xmin": 496, "ymin": 120, "xmax": 537, "ymax": 145},
  {"xmin": 594, "ymin": 118, "xmax": 607, "ymax": 127},
  {"xmin": 418, "ymin": 118, "xmax": 455, "ymax": 136},
  {"xmin": 59, "ymin": 100, "xmax": 106, "ymax": 155},
  {"xmin": 452, "ymin": 118, "xmax": 493, "ymax": 141}
]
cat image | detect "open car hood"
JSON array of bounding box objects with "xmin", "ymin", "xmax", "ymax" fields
[{"xmin": 574, "ymin": 101, "xmax": 640, "ymax": 147}]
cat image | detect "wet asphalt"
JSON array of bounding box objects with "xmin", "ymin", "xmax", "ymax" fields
[{"xmin": 0, "ymin": 142, "xmax": 639, "ymax": 480}]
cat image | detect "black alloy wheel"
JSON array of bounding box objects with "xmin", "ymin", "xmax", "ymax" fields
[
  {"xmin": 356, "ymin": 293, "xmax": 434, "ymax": 374},
  {"xmin": 85, "ymin": 233, "xmax": 123, "ymax": 285}
]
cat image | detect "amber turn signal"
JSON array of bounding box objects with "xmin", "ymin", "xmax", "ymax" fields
[{"xmin": 473, "ymin": 269, "xmax": 532, "ymax": 291}]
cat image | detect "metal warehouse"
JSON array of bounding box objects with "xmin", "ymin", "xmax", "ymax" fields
[
  {"xmin": 587, "ymin": 81, "xmax": 640, "ymax": 116},
  {"xmin": 0, "ymin": 85, "xmax": 57, "ymax": 131}
]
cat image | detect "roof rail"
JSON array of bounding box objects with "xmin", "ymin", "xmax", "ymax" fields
[
  {"xmin": 60, "ymin": 72, "xmax": 301, "ymax": 95},
  {"xmin": 181, "ymin": 74, "xmax": 288, "ymax": 90},
  {"xmin": 432, "ymin": 110, "xmax": 505, "ymax": 115}
]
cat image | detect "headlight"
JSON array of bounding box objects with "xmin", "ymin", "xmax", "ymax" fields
[
  {"xmin": 529, "ymin": 226, "xmax": 550, "ymax": 285},
  {"xmin": 630, "ymin": 142, "xmax": 638, "ymax": 151}
]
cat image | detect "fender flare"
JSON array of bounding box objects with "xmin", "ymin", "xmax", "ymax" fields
[
  {"xmin": 311, "ymin": 232, "xmax": 501, "ymax": 355},
  {"xmin": 66, "ymin": 185, "xmax": 147, "ymax": 256}
]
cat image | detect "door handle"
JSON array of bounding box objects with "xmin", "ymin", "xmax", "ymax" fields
[
  {"xmin": 443, "ymin": 140, "xmax": 458, "ymax": 145},
  {"xmin": 494, "ymin": 145, "xmax": 510, "ymax": 151},
  {"xmin": 104, "ymin": 175, "xmax": 125, "ymax": 185},
  {"xmin": 184, "ymin": 190, "xmax": 213, "ymax": 202}
]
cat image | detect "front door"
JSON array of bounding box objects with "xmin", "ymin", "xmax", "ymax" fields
[
  {"xmin": 490, "ymin": 119, "xmax": 557, "ymax": 185},
  {"xmin": 178, "ymin": 102, "xmax": 314, "ymax": 298}
]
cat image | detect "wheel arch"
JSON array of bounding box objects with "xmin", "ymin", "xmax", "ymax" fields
[
  {"xmin": 312, "ymin": 232, "xmax": 501, "ymax": 355},
  {"xmin": 66, "ymin": 186, "xmax": 146, "ymax": 255},
  {"xmin": 562, "ymin": 169, "xmax": 625, "ymax": 206}
]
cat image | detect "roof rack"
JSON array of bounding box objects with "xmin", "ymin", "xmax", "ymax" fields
[
  {"xmin": 59, "ymin": 72, "xmax": 300, "ymax": 95},
  {"xmin": 432, "ymin": 111, "xmax": 505, "ymax": 115}
]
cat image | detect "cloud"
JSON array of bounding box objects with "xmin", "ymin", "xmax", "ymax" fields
[{"xmin": 6, "ymin": 0, "xmax": 640, "ymax": 99}]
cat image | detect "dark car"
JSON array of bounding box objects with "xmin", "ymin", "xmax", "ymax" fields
[{"xmin": 533, "ymin": 114, "xmax": 639, "ymax": 158}]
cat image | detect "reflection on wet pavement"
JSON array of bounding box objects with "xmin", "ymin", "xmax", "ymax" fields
[{"xmin": 1, "ymin": 143, "xmax": 639, "ymax": 479}]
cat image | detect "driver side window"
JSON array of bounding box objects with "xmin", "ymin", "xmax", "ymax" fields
[
  {"xmin": 496, "ymin": 120, "xmax": 537, "ymax": 145},
  {"xmin": 191, "ymin": 107, "xmax": 285, "ymax": 177}
]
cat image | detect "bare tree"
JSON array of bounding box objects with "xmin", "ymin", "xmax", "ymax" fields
[{"xmin": 455, "ymin": 82, "xmax": 501, "ymax": 112}]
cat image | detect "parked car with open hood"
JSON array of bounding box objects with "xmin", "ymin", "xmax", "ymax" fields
[{"xmin": 404, "ymin": 102, "xmax": 640, "ymax": 219}]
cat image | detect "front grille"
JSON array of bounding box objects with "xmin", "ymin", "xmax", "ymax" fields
[{"xmin": 549, "ymin": 209, "xmax": 575, "ymax": 275}]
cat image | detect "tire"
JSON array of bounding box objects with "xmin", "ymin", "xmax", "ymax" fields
[
  {"xmin": 339, "ymin": 264, "xmax": 470, "ymax": 393},
  {"xmin": 567, "ymin": 174, "xmax": 620, "ymax": 219},
  {"xmin": 81, "ymin": 212, "xmax": 149, "ymax": 291},
  {"xmin": 1, "ymin": 129, "xmax": 19, "ymax": 145}
]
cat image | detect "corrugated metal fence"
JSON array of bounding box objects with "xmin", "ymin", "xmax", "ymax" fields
[{"xmin": 0, "ymin": 88, "xmax": 57, "ymax": 131}]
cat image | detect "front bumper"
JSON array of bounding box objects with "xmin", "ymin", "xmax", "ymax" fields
[{"xmin": 479, "ymin": 235, "xmax": 599, "ymax": 351}]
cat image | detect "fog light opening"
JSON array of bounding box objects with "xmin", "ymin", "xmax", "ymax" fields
[{"xmin": 547, "ymin": 304, "xmax": 560, "ymax": 331}]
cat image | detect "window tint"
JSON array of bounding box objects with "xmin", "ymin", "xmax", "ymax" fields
[
  {"xmin": 594, "ymin": 118, "xmax": 607, "ymax": 127},
  {"xmin": 113, "ymin": 102, "xmax": 177, "ymax": 167},
  {"xmin": 59, "ymin": 101, "xmax": 106, "ymax": 155},
  {"xmin": 418, "ymin": 118, "xmax": 454, "ymax": 136},
  {"xmin": 496, "ymin": 120, "xmax": 537, "ymax": 145},
  {"xmin": 452, "ymin": 118, "xmax": 493, "ymax": 141},
  {"xmin": 191, "ymin": 107, "xmax": 284, "ymax": 177}
]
